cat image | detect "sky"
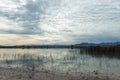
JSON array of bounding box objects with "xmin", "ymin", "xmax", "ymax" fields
[{"xmin": 0, "ymin": 0, "xmax": 120, "ymax": 45}]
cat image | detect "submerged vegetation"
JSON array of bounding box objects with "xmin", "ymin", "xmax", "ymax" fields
[
  {"xmin": 0, "ymin": 42, "xmax": 120, "ymax": 80},
  {"xmin": 81, "ymin": 45, "xmax": 120, "ymax": 59},
  {"xmin": 84, "ymin": 45, "xmax": 120, "ymax": 53},
  {"xmin": 0, "ymin": 48, "xmax": 120, "ymax": 80}
]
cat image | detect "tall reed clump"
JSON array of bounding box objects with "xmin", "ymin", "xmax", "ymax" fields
[
  {"xmin": 21, "ymin": 54, "xmax": 36, "ymax": 79},
  {"xmin": 49, "ymin": 53, "xmax": 56, "ymax": 80}
]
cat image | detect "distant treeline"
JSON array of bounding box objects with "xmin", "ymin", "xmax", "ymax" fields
[
  {"xmin": 0, "ymin": 45, "xmax": 120, "ymax": 52},
  {"xmin": 0, "ymin": 45, "xmax": 75, "ymax": 49}
]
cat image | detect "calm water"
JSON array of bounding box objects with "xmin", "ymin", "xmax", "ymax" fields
[{"xmin": 0, "ymin": 49, "xmax": 120, "ymax": 74}]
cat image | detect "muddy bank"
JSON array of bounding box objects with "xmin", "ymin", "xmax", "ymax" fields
[{"xmin": 0, "ymin": 67, "xmax": 120, "ymax": 80}]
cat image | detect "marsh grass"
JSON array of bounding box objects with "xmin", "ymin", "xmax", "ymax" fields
[{"xmin": 0, "ymin": 49, "xmax": 119, "ymax": 79}]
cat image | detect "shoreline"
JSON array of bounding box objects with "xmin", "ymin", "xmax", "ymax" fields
[{"xmin": 0, "ymin": 66, "xmax": 120, "ymax": 80}]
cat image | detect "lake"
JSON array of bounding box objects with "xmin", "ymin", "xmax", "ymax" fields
[{"xmin": 0, "ymin": 48, "xmax": 120, "ymax": 74}]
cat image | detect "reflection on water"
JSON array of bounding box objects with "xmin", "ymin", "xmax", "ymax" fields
[{"xmin": 0, "ymin": 49, "xmax": 120, "ymax": 74}]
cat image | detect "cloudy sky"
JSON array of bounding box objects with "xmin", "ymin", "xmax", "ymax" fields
[{"xmin": 0, "ymin": 0, "xmax": 120, "ymax": 45}]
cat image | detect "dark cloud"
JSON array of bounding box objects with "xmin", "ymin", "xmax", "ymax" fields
[{"xmin": 0, "ymin": 0, "xmax": 61, "ymax": 34}]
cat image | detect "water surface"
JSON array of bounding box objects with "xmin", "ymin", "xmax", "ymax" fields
[{"xmin": 0, "ymin": 49, "xmax": 120, "ymax": 74}]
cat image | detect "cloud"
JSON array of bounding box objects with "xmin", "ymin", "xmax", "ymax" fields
[
  {"xmin": 0, "ymin": 17, "xmax": 23, "ymax": 34},
  {"xmin": 0, "ymin": 0, "xmax": 62, "ymax": 34},
  {"xmin": 0, "ymin": 0, "xmax": 120, "ymax": 44}
]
